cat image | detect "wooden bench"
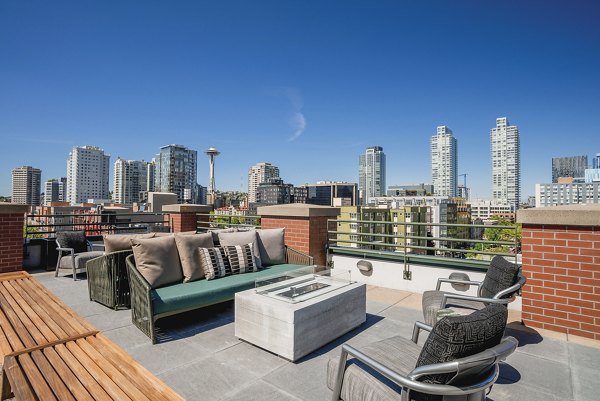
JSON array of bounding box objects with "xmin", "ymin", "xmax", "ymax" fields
[{"xmin": 0, "ymin": 272, "xmax": 184, "ymax": 400}]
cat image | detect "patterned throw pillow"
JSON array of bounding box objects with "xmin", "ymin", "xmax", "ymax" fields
[
  {"xmin": 223, "ymin": 243, "xmax": 257, "ymax": 274},
  {"xmin": 198, "ymin": 247, "xmax": 231, "ymax": 280}
]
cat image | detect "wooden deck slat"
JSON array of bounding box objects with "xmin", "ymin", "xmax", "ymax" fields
[
  {"xmin": 64, "ymin": 341, "xmax": 133, "ymax": 401},
  {"xmin": 42, "ymin": 347, "xmax": 95, "ymax": 401},
  {"xmin": 3, "ymin": 357, "xmax": 36, "ymax": 401},
  {"xmin": 0, "ymin": 272, "xmax": 185, "ymax": 401},
  {"xmin": 53, "ymin": 344, "xmax": 113, "ymax": 401},
  {"xmin": 16, "ymin": 354, "xmax": 57, "ymax": 401},
  {"xmin": 29, "ymin": 350, "xmax": 75, "ymax": 401},
  {"xmin": 92, "ymin": 334, "xmax": 186, "ymax": 401},
  {"xmin": 76, "ymin": 337, "xmax": 153, "ymax": 401}
]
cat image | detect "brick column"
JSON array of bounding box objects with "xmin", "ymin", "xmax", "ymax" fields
[
  {"xmin": 258, "ymin": 204, "xmax": 340, "ymax": 266},
  {"xmin": 0, "ymin": 204, "xmax": 29, "ymax": 273},
  {"xmin": 162, "ymin": 204, "xmax": 213, "ymax": 233},
  {"xmin": 517, "ymin": 205, "xmax": 600, "ymax": 340}
]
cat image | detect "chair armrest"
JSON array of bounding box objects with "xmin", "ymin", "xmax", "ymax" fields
[
  {"xmin": 56, "ymin": 247, "xmax": 74, "ymax": 256},
  {"xmin": 441, "ymin": 293, "xmax": 514, "ymax": 309},
  {"xmin": 332, "ymin": 343, "xmax": 482, "ymax": 401},
  {"xmin": 435, "ymin": 277, "xmax": 481, "ymax": 291},
  {"xmin": 494, "ymin": 274, "xmax": 527, "ymax": 299},
  {"xmin": 411, "ymin": 321, "xmax": 433, "ymax": 344},
  {"xmin": 126, "ymin": 254, "xmax": 156, "ymax": 342},
  {"xmin": 285, "ymin": 246, "xmax": 314, "ymax": 266}
]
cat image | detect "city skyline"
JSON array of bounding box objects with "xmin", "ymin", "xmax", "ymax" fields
[{"xmin": 1, "ymin": 2, "xmax": 599, "ymax": 199}]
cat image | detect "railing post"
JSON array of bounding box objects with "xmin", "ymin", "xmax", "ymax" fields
[
  {"xmin": 517, "ymin": 205, "xmax": 600, "ymax": 341},
  {"xmin": 0, "ymin": 204, "xmax": 29, "ymax": 273},
  {"xmin": 162, "ymin": 204, "xmax": 213, "ymax": 233},
  {"xmin": 258, "ymin": 204, "xmax": 340, "ymax": 267}
]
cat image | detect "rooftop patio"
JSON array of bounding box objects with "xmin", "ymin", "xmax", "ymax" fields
[{"xmin": 32, "ymin": 270, "xmax": 600, "ymax": 401}]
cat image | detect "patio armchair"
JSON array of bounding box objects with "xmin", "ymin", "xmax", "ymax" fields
[
  {"xmin": 55, "ymin": 231, "xmax": 104, "ymax": 280},
  {"xmin": 422, "ymin": 255, "xmax": 526, "ymax": 326},
  {"xmin": 328, "ymin": 304, "xmax": 517, "ymax": 401}
]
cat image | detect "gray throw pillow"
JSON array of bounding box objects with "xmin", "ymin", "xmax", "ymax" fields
[
  {"xmin": 130, "ymin": 236, "xmax": 183, "ymax": 289},
  {"xmin": 209, "ymin": 228, "xmax": 236, "ymax": 245},
  {"xmin": 103, "ymin": 233, "xmax": 155, "ymax": 253},
  {"xmin": 217, "ymin": 230, "xmax": 262, "ymax": 268},
  {"xmin": 255, "ymin": 228, "xmax": 285, "ymax": 266},
  {"xmin": 174, "ymin": 233, "xmax": 215, "ymax": 282}
]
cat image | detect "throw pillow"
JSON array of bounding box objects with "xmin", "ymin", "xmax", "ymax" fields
[
  {"xmin": 199, "ymin": 247, "xmax": 231, "ymax": 280},
  {"xmin": 415, "ymin": 303, "xmax": 508, "ymax": 386},
  {"xmin": 255, "ymin": 228, "xmax": 286, "ymax": 266},
  {"xmin": 208, "ymin": 228, "xmax": 236, "ymax": 246},
  {"xmin": 174, "ymin": 233, "xmax": 215, "ymax": 282},
  {"xmin": 480, "ymin": 255, "xmax": 520, "ymax": 298},
  {"xmin": 103, "ymin": 233, "xmax": 155, "ymax": 253},
  {"xmin": 218, "ymin": 230, "xmax": 262, "ymax": 268},
  {"xmin": 223, "ymin": 243, "xmax": 257, "ymax": 274},
  {"xmin": 57, "ymin": 231, "xmax": 88, "ymax": 254},
  {"xmin": 130, "ymin": 235, "xmax": 184, "ymax": 288}
]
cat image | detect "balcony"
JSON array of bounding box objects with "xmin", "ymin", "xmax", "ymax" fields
[{"xmin": 0, "ymin": 202, "xmax": 599, "ymax": 400}]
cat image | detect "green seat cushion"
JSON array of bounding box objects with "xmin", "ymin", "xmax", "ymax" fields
[{"xmin": 152, "ymin": 264, "xmax": 308, "ymax": 316}]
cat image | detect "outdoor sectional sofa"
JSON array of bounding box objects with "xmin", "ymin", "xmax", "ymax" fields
[{"xmin": 124, "ymin": 228, "xmax": 313, "ymax": 343}]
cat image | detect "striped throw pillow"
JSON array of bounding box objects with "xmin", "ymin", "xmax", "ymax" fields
[
  {"xmin": 223, "ymin": 243, "xmax": 257, "ymax": 274},
  {"xmin": 199, "ymin": 247, "xmax": 231, "ymax": 280}
]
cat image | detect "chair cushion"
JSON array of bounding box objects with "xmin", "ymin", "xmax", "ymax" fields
[
  {"xmin": 56, "ymin": 231, "xmax": 88, "ymax": 253},
  {"xmin": 103, "ymin": 233, "xmax": 155, "ymax": 253},
  {"xmin": 421, "ymin": 290, "xmax": 486, "ymax": 326},
  {"xmin": 218, "ymin": 230, "xmax": 262, "ymax": 268},
  {"xmin": 174, "ymin": 233, "xmax": 215, "ymax": 282},
  {"xmin": 255, "ymin": 228, "xmax": 285, "ymax": 266},
  {"xmin": 223, "ymin": 243, "xmax": 257, "ymax": 274},
  {"xmin": 152, "ymin": 263, "xmax": 307, "ymax": 315},
  {"xmin": 480, "ymin": 256, "xmax": 520, "ymax": 299},
  {"xmin": 131, "ymin": 236, "xmax": 183, "ymax": 289},
  {"xmin": 58, "ymin": 251, "xmax": 104, "ymax": 270},
  {"xmin": 415, "ymin": 303, "xmax": 507, "ymax": 385},
  {"xmin": 326, "ymin": 335, "xmax": 421, "ymax": 401},
  {"xmin": 199, "ymin": 247, "xmax": 231, "ymax": 280}
]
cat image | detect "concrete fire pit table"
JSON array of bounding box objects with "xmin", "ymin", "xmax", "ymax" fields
[{"xmin": 234, "ymin": 268, "xmax": 366, "ymax": 362}]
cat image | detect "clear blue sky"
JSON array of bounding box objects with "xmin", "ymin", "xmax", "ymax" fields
[{"xmin": 1, "ymin": 1, "xmax": 599, "ymax": 199}]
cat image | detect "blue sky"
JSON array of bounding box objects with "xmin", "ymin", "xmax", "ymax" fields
[{"xmin": 1, "ymin": 1, "xmax": 599, "ymax": 199}]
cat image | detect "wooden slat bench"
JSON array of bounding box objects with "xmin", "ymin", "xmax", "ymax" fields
[{"xmin": 0, "ymin": 272, "xmax": 184, "ymax": 401}]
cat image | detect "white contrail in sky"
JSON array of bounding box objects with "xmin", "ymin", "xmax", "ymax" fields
[{"xmin": 289, "ymin": 111, "xmax": 306, "ymax": 141}]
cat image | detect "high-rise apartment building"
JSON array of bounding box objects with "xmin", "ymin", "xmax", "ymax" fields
[
  {"xmin": 11, "ymin": 166, "xmax": 41, "ymax": 205},
  {"xmin": 593, "ymin": 153, "xmax": 600, "ymax": 169},
  {"xmin": 491, "ymin": 117, "xmax": 520, "ymax": 209},
  {"xmin": 248, "ymin": 162, "xmax": 280, "ymax": 203},
  {"xmin": 551, "ymin": 156, "xmax": 587, "ymax": 183},
  {"xmin": 43, "ymin": 179, "xmax": 65, "ymax": 205},
  {"xmin": 113, "ymin": 158, "xmax": 149, "ymax": 204},
  {"xmin": 146, "ymin": 159, "xmax": 156, "ymax": 192},
  {"xmin": 154, "ymin": 144, "xmax": 198, "ymax": 204},
  {"xmin": 358, "ymin": 146, "xmax": 386, "ymax": 204},
  {"xmin": 431, "ymin": 126, "xmax": 457, "ymax": 197},
  {"xmin": 66, "ymin": 146, "xmax": 110, "ymax": 204},
  {"xmin": 304, "ymin": 181, "xmax": 358, "ymax": 206}
]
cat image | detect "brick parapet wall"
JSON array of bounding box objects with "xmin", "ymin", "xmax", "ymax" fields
[
  {"xmin": 0, "ymin": 204, "xmax": 29, "ymax": 273},
  {"xmin": 162, "ymin": 204, "xmax": 213, "ymax": 233},
  {"xmin": 521, "ymin": 224, "xmax": 600, "ymax": 340}
]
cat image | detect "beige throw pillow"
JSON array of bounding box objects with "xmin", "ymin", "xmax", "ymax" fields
[
  {"xmin": 217, "ymin": 230, "xmax": 262, "ymax": 268},
  {"xmin": 174, "ymin": 233, "xmax": 214, "ymax": 282},
  {"xmin": 255, "ymin": 228, "xmax": 286, "ymax": 266},
  {"xmin": 103, "ymin": 233, "xmax": 155, "ymax": 253},
  {"xmin": 130, "ymin": 236, "xmax": 183, "ymax": 289}
]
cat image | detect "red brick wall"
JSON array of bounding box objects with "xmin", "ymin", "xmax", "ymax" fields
[
  {"xmin": 261, "ymin": 215, "xmax": 329, "ymax": 266},
  {"xmin": 521, "ymin": 224, "xmax": 600, "ymax": 340},
  {"xmin": 0, "ymin": 213, "xmax": 25, "ymax": 273},
  {"xmin": 170, "ymin": 213, "xmax": 200, "ymax": 233}
]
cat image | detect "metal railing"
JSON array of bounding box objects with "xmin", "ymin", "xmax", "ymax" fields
[
  {"xmin": 328, "ymin": 218, "xmax": 520, "ymax": 271},
  {"xmin": 196, "ymin": 213, "xmax": 261, "ymax": 232},
  {"xmin": 25, "ymin": 212, "xmax": 171, "ymax": 238}
]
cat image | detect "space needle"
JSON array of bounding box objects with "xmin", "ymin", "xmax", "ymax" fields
[{"xmin": 205, "ymin": 147, "xmax": 220, "ymax": 205}]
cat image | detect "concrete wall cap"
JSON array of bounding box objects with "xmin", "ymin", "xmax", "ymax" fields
[
  {"xmin": 258, "ymin": 203, "xmax": 340, "ymax": 218},
  {"xmin": 0, "ymin": 203, "xmax": 30, "ymax": 214},
  {"xmin": 517, "ymin": 204, "xmax": 600, "ymax": 226},
  {"xmin": 162, "ymin": 204, "xmax": 214, "ymax": 213}
]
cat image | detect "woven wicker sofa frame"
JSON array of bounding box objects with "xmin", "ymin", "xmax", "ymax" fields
[
  {"xmin": 125, "ymin": 246, "xmax": 314, "ymax": 344},
  {"xmin": 87, "ymin": 249, "xmax": 134, "ymax": 309}
]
